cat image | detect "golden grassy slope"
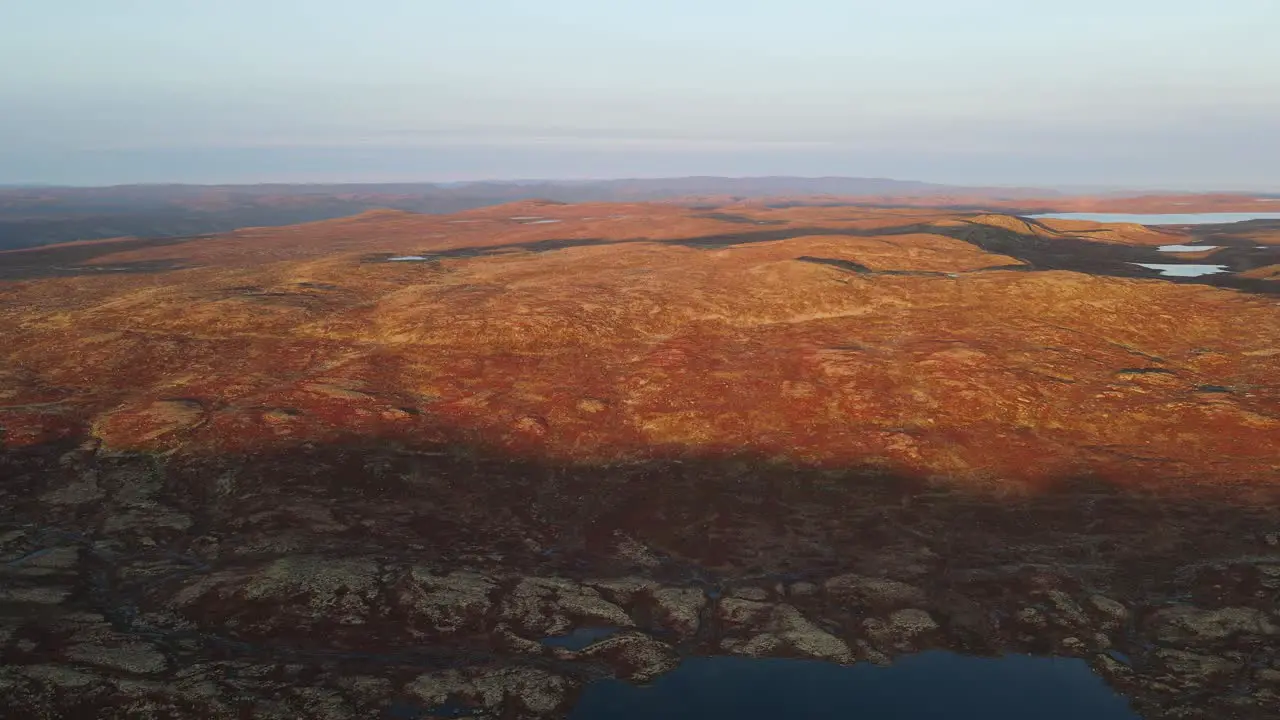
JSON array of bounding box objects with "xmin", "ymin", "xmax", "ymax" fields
[{"xmin": 1, "ymin": 202, "xmax": 1277, "ymax": 492}]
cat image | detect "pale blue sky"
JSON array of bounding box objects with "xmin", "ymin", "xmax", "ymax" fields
[{"xmin": 2, "ymin": 0, "xmax": 1279, "ymax": 188}]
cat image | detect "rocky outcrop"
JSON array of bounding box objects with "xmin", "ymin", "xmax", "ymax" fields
[
  {"xmin": 1148, "ymin": 606, "xmax": 1278, "ymax": 647},
  {"xmin": 407, "ymin": 667, "xmax": 577, "ymax": 718},
  {"xmin": 499, "ymin": 577, "xmax": 634, "ymax": 637},
  {"xmin": 823, "ymin": 574, "xmax": 926, "ymax": 609},
  {"xmin": 576, "ymin": 633, "xmax": 680, "ymax": 682},
  {"xmin": 862, "ymin": 609, "xmax": 940, "ymax": 653},
  {"xmin": 718, "ymin": 599, "xmax": 852, "ymax": 662},
  {"xmin": 396, "ymin": 568, "xmax": 497, "ymax": 635}
]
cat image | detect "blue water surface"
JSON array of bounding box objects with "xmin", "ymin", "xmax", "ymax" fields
[{"xmin": 570, "ymin": 651, "xmax": 1139, "ymax": 720}]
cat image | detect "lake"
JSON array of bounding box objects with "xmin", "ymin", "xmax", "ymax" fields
[
  {"xmin": 1028, "ymin": 212, "xmax": 1280, "ymax": 225},
  {"xmin": 1129, "ymin": 263, "xmax": 1230, "ymax": 277},
  {"xmin": 541, "ymin": 626, "xmax": 621, "ymax": 651},
  {"xmin": 1157, "ymin": 244, "xmax": 1219, "ymax": 252},
  {"xmin": 570, "ymin": 652, "xmax": 1138, "ymax": 720}
]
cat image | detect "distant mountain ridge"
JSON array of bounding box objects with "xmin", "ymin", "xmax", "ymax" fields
[
  {"xmin": 0, "ymin": 176, "xmax": 1058, "ymax": 251},
  {"xmin": 0, "ymin": 176, "xmax": 1264, "ymax": 251}
]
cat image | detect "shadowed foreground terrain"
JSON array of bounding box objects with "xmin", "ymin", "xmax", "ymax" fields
[{"xmin": 2, "ymin": 202, "xmax": 1279, "ymax": 718}]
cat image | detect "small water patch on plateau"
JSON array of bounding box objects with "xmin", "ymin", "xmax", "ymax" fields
[
  {"xmin": 1157, "ymin": 245, "xmax": 1220, "ymax": 252},
  {"xmin": 540, "ymin": 626, "xmax": 621, "ymax": 651},
  {"xmin": 1129, "ymin": 263, "xmax": 1229, "ymax": 277},
  {"xmin": 570, "ymin": 652, "xmax": 1138, "ymax": 720},
  {"xmin": 1029, "ymin": 212, "xmax": 1280, "ymax": 225}
]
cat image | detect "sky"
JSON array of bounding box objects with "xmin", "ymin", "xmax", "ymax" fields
[{"xmin": 2, "ymin": 0, "xmax": 1279, "ymax": 189}]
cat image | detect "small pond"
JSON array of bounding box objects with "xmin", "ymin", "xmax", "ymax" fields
[
  {"xmin": 570, "ymin": 652, "xmax": 1138, "ymax": 720},
  {"xmin": 1028, "ymin": 212, "xmax": 1280, "ymax": 225},
  {"xmin": 1129, "ymin": 263, "xmax": 1230, "ymax": 277},
  {"xmin": 1157, "ymin": 244, "xmax": 1219, "ymax": 252},
  {"xmin": 541, "ymin": 626, "xmax": 621, "ymax": 651}
]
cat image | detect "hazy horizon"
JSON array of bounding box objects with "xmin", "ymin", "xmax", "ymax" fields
[
  {"xmin": 0, "ymin": 174, "xmax": 1273, "ymax": 196},
  {"xmin": 4, "ymin": 1, "xmax": 1279, "ymax": 189}
]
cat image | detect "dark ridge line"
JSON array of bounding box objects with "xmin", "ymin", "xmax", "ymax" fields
[
  {"xmin": 690, "ymin": 212, "xmax": 789, "ymax": 226},
  {"xmin": 795, "ymin": 256, "xmax": 1036, "ymax": 277},
  {"xmin": 8, "ymin": 212, "xmax": 1271, "ymax": 296},
  {"xmin": 362, "ymin": 218, "xmax": 1278, "ymax": 296},
  {"xmin": 795, "ymin": 256, "xmax": 950, "ymax": 277}
]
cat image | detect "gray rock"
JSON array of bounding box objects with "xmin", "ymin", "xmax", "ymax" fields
[
  {"xmin": 66, "ymin": 642, "xmax": 169, "ymax": 675},
  {"xmin": 772, "ymin": 604, "xmax": 852, "ymax": 662},
  {"xmin": 587, "ymin": 577, "xmax": 656, "ymax": 605},
  {"xmin": 289, "ymin": 687, "xmax": 359, "ymax": 720},
  {"xmin": 1088, "ymin": 595, "xmax": 1130, "ymax": 627},
  {"xmin": 334, "ymin": 675, "xmax": 393, "ymax": 703},
  {"xmin": 652, "ymin": 587, "xmax": 706, "ymax": 636},
  {"xmin": 1151, "ymin": 606, "xmax": 1279, "ymax": 645},
  {"xmin": 824, "ymin": 574, "xmax": 926, "ymax": 608},
  {"xmin": 40, "ymin": 477, "xmax": 105, "ymax": 505},
  {"xmin": 407, "ymin": 667, "xmax": 574, "ymax": 717},
  {"xmin": 397, "ymin": 568, "xmax": 496, "ymax": 634},
  {"xmin": 579, "ymin": 633, "xmax": 680, "ymax": 682},
  {"xmin": 863, "ymin": 609, "xmax": 939, "ymax": 652},
  {"xmin": 888, "ymin": 608, "xmax": 939, "ymax": 635},
  {"xmin": 788, "ymin": 581, "xmax": 819, "ymax": 597},
  {"xmin": 721, "ymin": 633, "xmax": 781, "ymax": 657},
  {"xmin": 613, "ymin": 534, "xmax": 662, "ymax": 568},
  {"xmin": 0, "ymin": 585, "xmax": 72, "ymax": 605},
  {"xmin": 730, "ymin": 586, "xmax": 769, "ymax": 602},
  {"xmin": 1154, "ymin": 649, "xmax": 1241, "ymax": 685},
  {"xmin": 717, "ymin": 600, "xmax": 851, "ymax": 662},
  {"xmin": 1258, "ymin": 565, "xmax": 1280, "ymax": 590},
  {"xmin": 1045, "ymin": 591, "xmax": 1088, "ymax": 627},
  {"xmin": 495, "ymin": 624, "xmax": 547, "ymax": 655},
  {"xmin": 19, "ymin": 664, "xmax": 101, "ymax": 688},
  {"xmin": 1017, "ymin": 607, "xmax": 1048, "ymax": 629},
  {"xmin": 717, "ymin": 598, "xmax": 773, "ymax": 627},
  {"xmin": 102, "ymin": 507, "xmax": 194, "ymax": 535},
  {"xmin": 499, "ymin": 577, "xmax": 633, "ymax": 636},
  {"xmin": 1060, "ymin": 636, "xmax": 1087, "ymax": 654},
  {"xmin": 174, "ymin": 555, "xmax": 381, "ymax": 628},
  {"xmin": 1093, "ymin": 653, "xmax": 1132, "ymax": 678}
]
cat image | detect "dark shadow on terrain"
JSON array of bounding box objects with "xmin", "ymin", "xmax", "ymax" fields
[
  {"xmin": 764, "ymin": 201, "xmax": 1063, "ymax": 214},
  {"xmin": 691, "ymin": 212, "xmax": 789, "ymax": 226},
  {"xmin": 5, "ymin": 427, "xmax": 1280, "ymax": 718},
  {"xmin": 358, "ymin": 227, "xmax": 890, "ymax": 264},
  {"xmin": 9, "ymin": 210, "xmax": 1270, "ymax": 293},
  {"xmin": 794, "ymin": 256, "xmax": 1032, "ymax": 277},
  {"xmin": 664, "ymin": 225, "xmax": 935, "ymax": 248},
  {"xmin": 6, "ymin": 430, "xmax": 1279, "ymax": 591},
  {"xmin": 0, "ymin": 201, "xmax": 440, "ymax": 252},
  {"xmin": 925, "ymin": 218, "xmax": 1280, "ymax": 296},
  {"xmin": 1175, "ymin": 220, "xmax": 1280, "ymax": 274},
  {"xmin": 362, "ymin": 237, "xmax": 621, "ymax": 263},
  {"xmin": 0, "ymin": 235, "xmax": 197, "ymax": 279},
  {"xmin": 363, "ymin": 216, "xmax": 1278, "ymax": 295},
  {"xmin": 796, "ymin": 256, "xmax": 951, "ymax": 276}
]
